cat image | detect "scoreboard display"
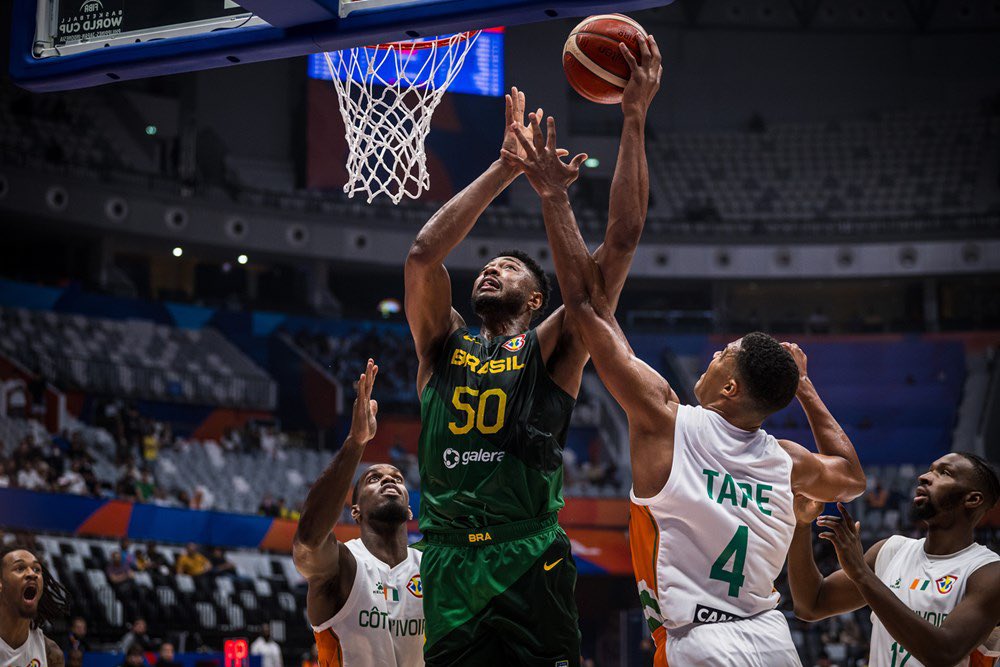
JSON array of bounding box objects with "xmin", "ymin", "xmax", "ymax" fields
[
  {"xmin": 307, "ymin": 27, "xmax": 504, "ymax": 97},
  {"xmin": 224, "ymin": 639, "xmax": 249, "ymax": 667}
]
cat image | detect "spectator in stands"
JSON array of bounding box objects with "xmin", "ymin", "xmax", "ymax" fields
[
  {"xmin": 135, "ymin": 471, "xmax": 155, "ymax": 502},
  {"xmin": 141, "ymin": 422, "xmax": 159, "ymax": 463},
  {"xmin": 62, "ymin": 616, "xmax": 90, "ymax": 653},
  {"xmin": 175, "ymin": 543, "xmax": 211, "ymax": 577},
  {"xmin": 259, "ymin": 427, "xmax": 279, "ymax": 459},
  {"xmin": 17, "ymin": 461, "xmax": 48, "ymax": 491},
  {"xmin": 157, "ymin": 642, "xmax": 181, "ymax": 667},
  {"xmin": 189, "ymin": 485, "xmax": 215, "ymax": 511},
  {"xmin": 126, "ymin": 547, "xmax": 145, "ymax": 572},
  {"xmin": 142, "ymin": 543, "xmax": 171, "ymax": 576},
  {"xmin": 119, "ymin": 538, "xmax": 137, "ymax": 569},
  {"xmin": 257, "ymin": 494, "xmax": 279, "ymax": 518},
  {"xmin": 208, "ymin": 547, "xmax": 237, "ymax": 578},
  {"xmin": 117, "ymin": 618, "xmax": 153, "ymax": 653},
  {"xmin": 56, "ymin": 461, "xmax": 88, "ymax": 495},
  {"xmin": 0, "ymin": 461, "xmax": 9, "ymax": 488},
  {"xmin": 66, "ymin": 649, "xmax": 83, "ymax": 667},
  {"xmin": 118, "ymin": 643, "xmax": 148, "ymax": 667},
  {"xmin": 105, "ymin": 550, "xmax": 135, "ymax": 595},
  {"xmin": 249, "ymin": 623, "xmax": 282, "ymax": 667},
  {"xmin": 11, "ymin": 437, "xmax": 39, "ymax": 470}
]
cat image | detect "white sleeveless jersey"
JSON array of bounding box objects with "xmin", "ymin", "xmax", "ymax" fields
[
  {"xmin": 630, "ymin": 404, "xmax": 796, "ymax": 632},
  {"xmin": 0, "ymin": 627, "xmax": 48, "ymax": 667},
  {"xmin": 869, "ymin": 535, "xmax": 1000, "ymax": 667},
  {"xmin": 312, "ymin": 539, "xmax": 424, "ymax": 667}
]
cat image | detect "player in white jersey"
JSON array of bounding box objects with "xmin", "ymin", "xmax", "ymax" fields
[
  {"xmin": 789, "ymin": 452, "xmax": 1000, "ymax": 667},
  {"xmin": 506, "ymin": 113, "xmax": 867, "ymax": 666},
  {"xmin": 292, "ymin": 360, "xmax": 424, "ymax": 667},
  {"xmin": 0, "ymin": 544, "xmax": 69, "ymax": 667}
]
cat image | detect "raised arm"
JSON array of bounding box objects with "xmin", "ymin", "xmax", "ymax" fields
[
  {"xmin": 786, "ymin": 494, "xmax": 882, "ymax": 621},
  {"xmin": 592, "ymin": 35, "xmax": 661, "ymax": 304},
  {"xmin": 819, "ymin": 504, "xmax": 1000, "ymax": 666},
  {"xmin": 503, "ymin": 115, "xmax": 676, "ymax": 497},
  {"xmin": 778, "ymin": 343, "xmax": 866, "ymax": 502},
  {"xmin": 405, "ymin": 88, "xmax": 540, "ymax": 391},
  {"xmin": 292, "ymin": 360, "xmax": 378, "ymax": 620},
  {"xmin": 533, "ymin": 36, "xmax": 662, "ymax": 395}
]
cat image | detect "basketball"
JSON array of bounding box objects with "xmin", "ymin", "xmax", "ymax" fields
[{"xmin": 562, "ymin": 14, "xmax": 648, "ymax": 105}]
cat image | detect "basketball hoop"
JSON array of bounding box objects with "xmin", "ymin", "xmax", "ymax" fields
[{"xmin": 323, "ymin": 31, "xmax": 482, "ymax": 204}]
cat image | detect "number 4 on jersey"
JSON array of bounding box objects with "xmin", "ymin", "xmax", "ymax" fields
[{"xmin": 710, "ymin": 524, "xmax": 748, "ymax": 597}]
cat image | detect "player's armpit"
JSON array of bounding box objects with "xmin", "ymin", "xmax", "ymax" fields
[{"xmin": 781, "ymin": 439, "xmax": 866, "ymax": 502}]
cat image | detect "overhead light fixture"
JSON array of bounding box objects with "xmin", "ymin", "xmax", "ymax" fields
[
  {"xmin": 172, "ymin": 247, "xmax": 183, "ymax": 257},
  {"xmin": 237, "ymin": 254, "xmax": 248, "ymax": 265}
]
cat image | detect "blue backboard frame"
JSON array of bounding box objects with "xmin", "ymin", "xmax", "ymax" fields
[{"xmin": 10, "ymin": 0, "xmax": 672, "ymax": 92}]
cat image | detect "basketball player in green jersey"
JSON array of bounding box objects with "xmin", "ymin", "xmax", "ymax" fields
[{"xmin": 404, "ymin": 38, "xmax": 662, "ymax": 666}]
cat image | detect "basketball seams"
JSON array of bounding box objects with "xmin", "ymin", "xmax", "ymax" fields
[
  {"xmin": 563, "ymin": 38, "xmax": 628, "ymax": 90},
  {"xmin": 562, "ymin": 13, "xmax": 647, "ymax": 104}
]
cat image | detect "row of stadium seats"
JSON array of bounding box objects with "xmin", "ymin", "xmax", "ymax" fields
[
  {"xmin": 0, "ymin": 306, "xmax": 276, "ymax": 409},
  {"xmin": 28, "ymin": 534, "xmax": 307, "ymax": 648},
  {"xmin": 647, "ymin": 108, "xmax": 995, "ymax": 221}
]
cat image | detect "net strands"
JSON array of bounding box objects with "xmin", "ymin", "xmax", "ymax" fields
[{"xmin": 323, "ymin": 31, "xmax": 482, "ymax": 204}]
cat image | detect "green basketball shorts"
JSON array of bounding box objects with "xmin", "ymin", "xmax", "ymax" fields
[{"xmin": 421, "ymin": 513, "xmax": 581, "ymax": 667}]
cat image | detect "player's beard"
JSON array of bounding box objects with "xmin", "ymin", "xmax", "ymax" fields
[
  {"xmin": 472, "ymin": 289, "xmax": 524, "ymax": 323},
  {"xmin": 909, "ymin": 487, "xmax": 964, "ymax": 522},
  {"xmin": 368, "ymin": 499, "xmax": 409, "ymax": 524}
]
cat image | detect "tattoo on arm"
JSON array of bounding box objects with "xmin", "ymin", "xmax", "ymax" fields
[{"xmin": 46, "ymin": 638, "xmax": 65, "ymax": 667}]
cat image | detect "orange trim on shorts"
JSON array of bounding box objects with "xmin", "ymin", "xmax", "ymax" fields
[
  {"xmin": 314, "ymin": 628, "xmax": 344, "ymax": 667},
  {"xmin": 629, "ymin": 502, "xmax": 670, "ymax": 665},
  {"xmin": 970, "ymin": 650, "xmax": 998, "ymax": 667}
]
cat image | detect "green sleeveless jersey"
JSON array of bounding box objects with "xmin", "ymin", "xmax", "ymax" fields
[{"xmin": 417, "ymin": 327, "xmax": 576, "ymax": 532}]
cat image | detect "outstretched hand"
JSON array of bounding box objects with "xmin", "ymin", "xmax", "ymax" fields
[
  {"xmin": 620, "ymin": 34, "xmax": 662, "ymax": 115},
  {"xmin": 500, "ymin": 112, "xmax": 588, "ymax": 198},
  {"xmin": 349, "ymin": 358, "xmax": 379, "ymax": 444},
  {"xmin": 781, "ymin": 341, "xmax": 809, "ymax": 388},
  {"xmin": 816, "ymin": 503, "xmax": 869, "ymax": 581},
  {"xmin": 501, "ymin": 87, "xmax": 567, "ymax": 173}
]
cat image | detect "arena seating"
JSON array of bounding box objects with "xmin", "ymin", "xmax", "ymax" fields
[
  {"xmin": 648, "ymin": 108, "xmax": 996, "ymax": 221},
  {"xmin": 758, "ymin": 338, "xmax": 965, "ymax": 464},
  {"xmin": 0, "ymin": 85, "xmax": 128, "ymax": 174},
  {"xmin": 154, "ymin": 442, "xmax": 330, "ymax": 516},
  {"xmin": 28, "ymin": 534, "xmax": 308, "ymax": 648},
  {"xmin": 0, "ymin": 307, "xmax": 276, "ymax": 409}
]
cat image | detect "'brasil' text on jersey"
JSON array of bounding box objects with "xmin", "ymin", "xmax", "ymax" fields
[{"xmin": 418, "ymin": 328, "xmax": 575, "ymax": 532}]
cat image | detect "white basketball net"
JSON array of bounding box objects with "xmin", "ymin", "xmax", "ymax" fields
[{"xmin": 323, "ymin": 31, "xmax": 482, "ymax": 204}]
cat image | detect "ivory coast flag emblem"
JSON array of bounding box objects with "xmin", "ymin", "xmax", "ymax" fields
[{"xmin": 935, "ymin": 574, "xmax": 958, "ymax": 594}]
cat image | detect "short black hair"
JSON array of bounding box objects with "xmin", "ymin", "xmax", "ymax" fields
[
  {"xmin": 493, "ymin": 249, "xmax": 551, "ymax": 318},
  {"xmin": 955, "ymin": 452, "xmax": 1000, "ymax": 509},
  {"xmin": 734, "ymin": 332, "xmax": 800, "ymax": 415}
]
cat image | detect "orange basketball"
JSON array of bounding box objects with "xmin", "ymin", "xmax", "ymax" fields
[{"xmin": 562, "ymin": 14, "xmax": 648, "ymax": 105}]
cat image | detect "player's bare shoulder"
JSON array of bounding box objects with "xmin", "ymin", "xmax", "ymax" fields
[{"xmin": 44, "ymin": 636, "xmax": 64, "ymax": 667}]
